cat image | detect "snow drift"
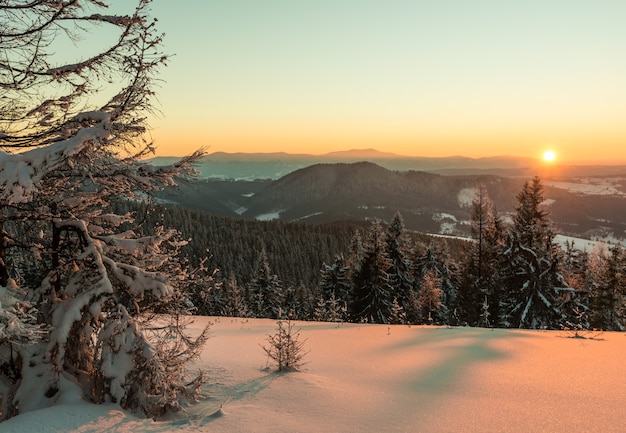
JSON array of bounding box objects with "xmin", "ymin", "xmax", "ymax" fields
[{"xmin": 2, "ymin": 317, "xmax": 624, "ymax": 433}]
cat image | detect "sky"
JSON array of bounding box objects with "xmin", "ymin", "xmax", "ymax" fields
[{"xmin": 147, "ymin": 1, "xmax": 626, "ymax": 164}]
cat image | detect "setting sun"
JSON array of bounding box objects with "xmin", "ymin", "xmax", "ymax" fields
[{"xmin": 543, "ymin": 150, "xmax": 556, "ymax": 162}]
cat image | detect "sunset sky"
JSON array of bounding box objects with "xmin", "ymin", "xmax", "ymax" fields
[{"xmin": 148, "ymin": 1, "xmax": 626, "ymax": 164}]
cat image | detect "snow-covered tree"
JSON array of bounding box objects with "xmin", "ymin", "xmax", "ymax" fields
[
  {"xmin": 500, "ymin": 177, "xmax": 570, "ymax": 329},
  {"xmin": 347, "ymin": 229, "xmax": 364, "ymax": 276},
  {"xmin": 385, "ymin": 212, "xmax": 415, "ymax": 322},
  {"xmin": 318, "ymin": 255, "xmax": 350, "ymax": 322},
  {"xmin": 350, "ymin": 222, "xmax": 393, "ymax": 323},
  {"xmin": 248, "ymin": 246, "xmax": 283, "ymax": 319},
  {"xmin": 458, "ymin": 184, "xmax": 505, "ymax": 326},
  {"xmin": 559, "ymin": 241, "xmax": 591, "ymax": 330},
  {"xmin": 417, "ymin": 269, "xmax": 443, "ymax": 324},
  {"xmin": 0, "ymin": 0, "xmax": 208, "ymax": 420},
  {"xmin": 222, "ymin": 274, "xmax": 249, "ymax": 318},
  {"xmin": 590, "ymin": 244, "xmax": 625, "ymax": 331},
  {"xmin": 413, "ymin": 245, "xmax": 458, "ymax": 325}
]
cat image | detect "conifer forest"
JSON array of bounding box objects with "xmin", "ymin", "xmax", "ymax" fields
[{"xmin": 146, "ymin": 176, "xmax": 625, "ymax": 332}]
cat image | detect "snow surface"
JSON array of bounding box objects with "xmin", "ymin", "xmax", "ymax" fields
[
  {"xmin": 433, "ymin": 213, "xmax": 459, "ymax": 235},
  {"xmin": 554, "ymin": 234, "xmax": 623, "ymax": 251},
  {"xmin": 295, "ymin": 212, "xmax": 323, "ymax": 221},
  {"xmin": 256, "ymin": 211, "xmax": 282, "ymax": 221},
  {"xmin": 457, "ymin": 187, "xmax": 479, "ymax": 208},
  {"xmin": 545, "ymin": 178, "xmax": 625, "ymax": 196},
  {"xmin": 4, "ymin": 317, "xmax": 624, "ymax": 432}
]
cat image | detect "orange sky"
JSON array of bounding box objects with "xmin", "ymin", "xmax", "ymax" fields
[{"xmin": 148, "ymin": 1, "xmax": 626, "ymax": 165}]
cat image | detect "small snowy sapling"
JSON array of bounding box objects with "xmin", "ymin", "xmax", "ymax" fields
[{"xmin": 261, "ymin": 320, "xmax": 309, "ymax": 372}]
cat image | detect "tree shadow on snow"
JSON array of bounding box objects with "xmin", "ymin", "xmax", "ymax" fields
[
  {"xmin": 391, "ymin": 327, "xmax": 525, "ymax": 395},
  {"xmin": 169, "ymin": 372, "xmax": 279, "ymax": 428}
]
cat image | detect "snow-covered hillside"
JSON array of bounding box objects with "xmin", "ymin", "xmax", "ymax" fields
[{"xmin": 3, "ymin": 318, "xmax": 624, "ymax": 433}]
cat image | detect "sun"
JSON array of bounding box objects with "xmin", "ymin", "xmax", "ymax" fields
[{"xmin": 543, "ymin": 150, "xmax": 556, "ymax": 162}]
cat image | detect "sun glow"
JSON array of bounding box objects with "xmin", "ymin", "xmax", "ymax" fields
[{"xmin": 543, "ymin": 150, "xmax": 556, "ymax": 162}]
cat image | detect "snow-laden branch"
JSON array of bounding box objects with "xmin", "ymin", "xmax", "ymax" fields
[
  {"xmin": 0, "ymin": 111, "xmax": 111, "ymax": 204},
  {"xmin": 94, "ymin": 227, "xmax": 183, "ymax": 259},
  {"xmin": 102, "ymin": 256, "xmax": 172, "ymax": 299}
]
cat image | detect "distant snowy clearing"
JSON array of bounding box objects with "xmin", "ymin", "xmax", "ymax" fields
[
  {"xmin": 4, "ymin": 318, "xmax": 625, "ymax": 433},
  {"xmin": 256, "ymin": 211, "xmax": 282, "ymax": 221},
  {"xmin": 546, "ymin": 178, "xmax": 625, "ymax": 196},
  {"xmin": 457, "ymin": 187, "xmax": 479, "ymax": 208}
]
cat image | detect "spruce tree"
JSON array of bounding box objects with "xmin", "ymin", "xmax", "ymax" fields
[
  {"xmin": 318, "ymin": 255, "xmax": 351, "ymax": 322},
  {"xmin": 501, "ymin": 177, "xmax": 570, "ymax": 329},
  {"xmin": 224, "ymin": 274, "xmax": 249, "ymax": 318},
  {"xmin": 413, "ymin": 245, "xmax": 458, "ymax": 325},
  {"xmin": 417, "ymin": 269, "xmax": 443, "ymax": 324},
  {"xmin": 590, "ymin": 244, "xmax": 625, "ymax": 331},
  {"xmin": 248, "ymin": 246, "xmax": 283, "ymax": 319},
  {"xmin": 458, "ymin": 185, "xmax": 505, "ymax": 326},
  {"xmin": 385, "ymin": 212, "xmax": 415, "ymax": 323},
  {"xmin": 559, "ymin": 241, "xmax": 592, "ymax": 330},
  {"xmin": 350, "ymin": 222, "xmax": 393, "ymax": 323}
]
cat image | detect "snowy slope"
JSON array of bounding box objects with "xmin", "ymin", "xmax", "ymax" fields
[{"xmin": 3, "ymin": 318, "xmax": 625, "ymax": 433}]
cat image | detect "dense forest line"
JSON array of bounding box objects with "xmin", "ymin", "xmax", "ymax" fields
[
  {"xmin": 140, "ymin": 204, "xmax": 468, "ymax": 288},
  {"xmin": 138, "ymin": 177, "xmax": 625, "ymax": 331}
]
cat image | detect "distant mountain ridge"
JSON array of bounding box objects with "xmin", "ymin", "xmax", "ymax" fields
[
  {"xmin": 322, "ymin": 148, "xmax": 402, "ymax": 158},
  {"xmin": 150, "ymin": 149, "xmax": 541, "ymax": 180},
  {"xmin": 156, "ymin": 161, "xmax": 626, "ymax": 241},
  {"xmin": 151, "ymin": 149, "xmax": 626, "ymax": 180}
]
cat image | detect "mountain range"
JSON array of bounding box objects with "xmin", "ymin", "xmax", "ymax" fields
[
  {"xmin": 151, "ymin": 149, "xmax": 626, "ymax": 180},
  {"xmin": 155, "ymin": 156, "xmax": 626, "ymax": 242}
]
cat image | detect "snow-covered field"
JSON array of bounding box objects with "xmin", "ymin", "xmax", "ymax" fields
[
  {"xmin": 3, "ymin": 318, "xmax": 625, "ymax": 433},
  {"xmin": 545, "ymin": 178, "xmax": 625, "ymax": 197}
]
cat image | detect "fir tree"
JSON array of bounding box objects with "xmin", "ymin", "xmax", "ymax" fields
[
  {"xmin": 248, "ymin": 246, "xmax": 283, "ymax": 319},
  {"xmin": 501, "ymin": 177, "xmax": 570, "ymax": 329},
  {"xmin": 385, "ymin": 212, "xmax": 416, "ymax": 322},
  {"xmin": 350, "ymin": 222, "xmax": 394, "ymax": 323},
  {"xmin": 458, "ymin": 185, "xmax": 505, "ymax": 326},
  {"xmin": 318, "ymin": 254, "xmax": 351, "ymax": 321},
  {"xmin": 417, "ymin": 269, "xmax": 443, "ymax": 324},
  {"xmin": 223, "ymin": 274, "xmax": 248, "ymax": 318},
  {"xmin": 347, "ymin": 229, "xmax": 365, "ymax": 276},
  {"xmin": 559, "ymin": 241, "xmax": 591, "ymax": 330},
  {"xmin": 590, "ymin": 244, "xmax": 625, "ymax": 331},
  {"xmin": 413, "ymin": 245, "xmax": 458, "ymax": 325}
]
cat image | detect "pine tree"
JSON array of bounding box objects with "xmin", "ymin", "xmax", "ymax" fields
[
  {"xmin": 458, "ymin": 184, "xmax": 505, "ymax": 326},
  {"xmin": 347, "ymin": 229, "xmax": 365, "ymax": 276},
  {"xmin": 413, "ymin": 245, "xmax": 458, "ymax": 325},
  {"xmin": 385, "ymin": 212, "xmax": 415, "ymax": 322},
  {"xmin": 248, "ymin": 246, "xmax": 283, "ymax": 319},
  {"xmin": 501, "ymin": 177, "xmax": 570, "ymax": 329},
  {"xmin": 417, "ymin": 269, "xmax": 443, "ymax": 324},
  {"xmin": 223, "ymin": 274, "xmax": 248, "ymax": 318},
  {"xmin": 350, "ymin": 222, "xmax": 394, "ymax": 323},
  {"xmin": 318, "ymin": 254, "xmax": 351, "ymax": 321},
  {"xmin": 559, "ymin": 241, "xmax": 592, "ymax": 330},
  {"xmin": 479, "ymin": 295, "xmax": 491, "ymax": 328},
  {"xmin": 313, "ymin": 293, "xmax": 329, "ymax": 322},
  {"xmin": 590, "ymin": 244, "xmax": 625, "ymax": 331},
  {"xmin": 389, "ymin": 297, "xmax": 407, "ymax": 324}
]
